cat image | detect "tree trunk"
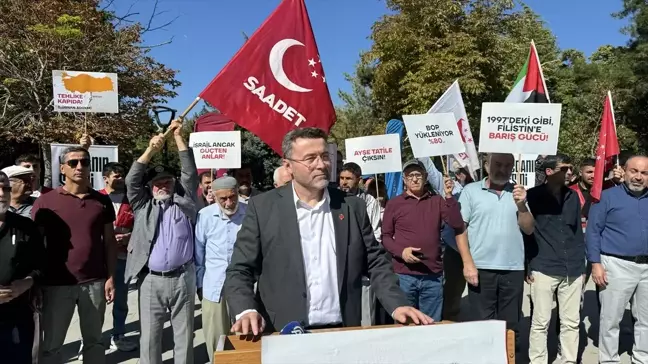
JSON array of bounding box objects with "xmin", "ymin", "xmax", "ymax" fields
[{"xmin": 41, "ymin": 142, "xmax": 52, "ymax": 188}]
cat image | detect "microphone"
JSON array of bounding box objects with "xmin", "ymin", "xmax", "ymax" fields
[{"xmin": 280, "ymin": 321, "xmax": 309, "ymax": 335}]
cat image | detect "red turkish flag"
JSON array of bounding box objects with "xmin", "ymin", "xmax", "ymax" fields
[
  {"xmin": 199, "ymin": 0, "xmax": 335, "ymax": 155},
  {"xmin": 591, "ymin": 91, "xmax": 620, "ymax": 201}
]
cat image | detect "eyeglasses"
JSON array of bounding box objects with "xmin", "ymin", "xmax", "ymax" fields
[
  {"xmin": 66, "ymin": 158, "xmax": 90, "ymax": 168},
  {"xmin": 405, "ymin": 173, "xmax": 424, "ymax": 181},
  {"xmin": 559, "ymin": 166, "xmax": 573, "ymax": 173},
  {"xmin": 288, "ymin": 153, "xmax": 331, "ymax": 168}
]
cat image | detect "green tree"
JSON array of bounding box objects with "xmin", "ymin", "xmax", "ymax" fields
[
  {"xmin": 611, "ymin": 0, "xmax": 648, "ymax": 151},
  {"xmin": 364, "ymin": 0, "xmax": 559, "ymax": 140},
  {"xmin": 551, "ymin": 46, "xmax": 639, "ymax": 162},
  {"xmin": 0, "ymin": 0, "xmax": 179, "ymax": 184},
  {"xmin": 330, "ymin": 62, "xmax": 385, "ymax": 155}
]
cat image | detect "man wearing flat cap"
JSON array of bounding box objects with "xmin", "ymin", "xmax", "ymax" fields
[
  {"xmin": 124, "ymin": 120, "xmax": 198, "ymax": 364},
  {"xmin": 194, "ymin": 176, "xmax": 246, "ymax": 363},
  {"xmin": 1, "ymin": 166, "xmax": 36, "ymax": 218}
]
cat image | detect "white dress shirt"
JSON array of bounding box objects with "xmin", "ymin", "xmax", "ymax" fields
[
  {"xmin": 293, "ymin": 186, "xmax": 342, "ymax": 326},
  {"xmin": 235, "ymin": 186, "xmax": 343, "ymax": 327}
]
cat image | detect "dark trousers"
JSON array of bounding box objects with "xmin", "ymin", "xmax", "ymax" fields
[
  {"xmin": 467, "ymin": 269, "xmax": 524, "ymax": 338},
  {"xmin": 0, "ymin": 308, "xmax": 35, "ymax": 364},
  {"xmin": 442, "ymin": 248, "xmax": 466, "ymax": 321}
]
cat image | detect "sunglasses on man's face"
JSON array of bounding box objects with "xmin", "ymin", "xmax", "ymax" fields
[
  {"xmin": 66, "ymin": 158, "xmax": 90, "ymax": 168},
  {"xmin": 559, "ymin": 166, "xmax": 574, "ymax": 173}
]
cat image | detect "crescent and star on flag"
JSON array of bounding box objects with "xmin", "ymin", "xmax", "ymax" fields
[{"xmin": 269, "ymin": 38, "xmax": 326, "ymax": 94}]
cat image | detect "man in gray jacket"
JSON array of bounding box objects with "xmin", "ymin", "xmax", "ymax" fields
[{"xmin": 124, "ymin": 120, "xmax": 198, "ymax": 364}]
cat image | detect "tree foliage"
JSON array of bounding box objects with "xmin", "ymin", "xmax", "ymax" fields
[
  {"xmin": 364, "ymin": 0, "xmax": 559, "ymax": 128},
  {"xmin": 334, "ymin": 0, "xmax": 648, "ymax": 162},
  {"xmin": 0, "ymin": 0, "xmax": 179, "ymax": 183}
]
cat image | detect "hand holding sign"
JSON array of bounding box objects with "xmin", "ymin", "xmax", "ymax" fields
[
  {"xmin": 443, "ymin": 176, "xmax": 454, "ymax": 197},
  {"xmin": 512, "ymin": 184, "xmax": 527, "ymax": 206}
]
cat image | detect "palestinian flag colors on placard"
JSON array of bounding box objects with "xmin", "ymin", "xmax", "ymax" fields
[{"xmin": 505, "ymin": 40, "xmax": 550, "ymax": 104}]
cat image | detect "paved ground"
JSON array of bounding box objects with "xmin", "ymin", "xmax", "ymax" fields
[{"xmin": 60, "ymin": 278, "xmax": 634, "ymax": 363}]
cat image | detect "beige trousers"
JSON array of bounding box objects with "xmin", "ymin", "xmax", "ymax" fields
[
  {"xmin": 529, "ymin": 272, "xmax": 583, "ymax": 364},
  {"xmin": 202, "ymin": 298, "xmax": 231, "ymax": 363}
]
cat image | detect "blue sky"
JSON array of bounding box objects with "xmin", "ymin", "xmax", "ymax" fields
[{"xmin": 107, "ymin": 0, "xmax": 629, "ymax": 115}]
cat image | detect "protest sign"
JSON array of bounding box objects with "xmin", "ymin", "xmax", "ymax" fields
[
  {"xmin": 189, "ymin": 131, "xmax": 241, "ymax": 170},
  {"xmin": 403, "ymin": 113, "xmax": 465, "ymax": 159},
  {"xmin": 344, "ymin": 134, "xmax": 402, "ymax": 175},
  {"xmin": 52, "ymin": 70, "xmax": 119, "ymax": 113},
  {"xmin": 51, "ymin": 144, "xmax": 118, "ymax": 190},
  {"xmin": 513, "ymin": 154, "xmax": 538, "ymax": 189},
  {"xmin": 479, "ymin": 103, "xmax": 562, "ymax": 155}
]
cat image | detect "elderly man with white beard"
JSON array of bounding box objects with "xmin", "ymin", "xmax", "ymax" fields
[
  {"xmin": 194, "ymin": 176, "xmax": 246, "ymax": 363},
  {"xmin": 124, "ymin": 120, "xmax": 199, "ymax": 364}
]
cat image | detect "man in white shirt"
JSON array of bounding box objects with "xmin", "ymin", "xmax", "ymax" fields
[{"xmin": 224, "ymin": 127, "xmax": 431, "ymax": 334}]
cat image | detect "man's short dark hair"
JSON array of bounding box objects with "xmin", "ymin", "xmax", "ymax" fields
[
  {"xmin": 15, "ymin": 154, "xmax": 40, "ymax": 166},
  {"xmin": 102, "ymin": 162, "xmax": 126, "ymax": 177},
  {"xmin": 341, "ymin": 162, "xmax": 362, "ymax": 178},
  {"xmin": 59, "ymin": 146, "xmax": 90, "ymax": 164},
  {"xmin": 540, "ymin": 153, "xmax": 572, "ymax": 171},
  {"xmin": 281, "ymin": 127, "xmax": 328, "ymax": 159},
  {"xmin": 199, "ymin": 170, "xmax": 212, "ymax": 182},
  {"xmin": 580, "ymin": 158, "xmax": 596, "ymax": 169}
]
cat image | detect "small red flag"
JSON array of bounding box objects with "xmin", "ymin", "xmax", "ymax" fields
[
  {"xmin": 591, "ymin": 91, "xmax": 620, "ymax": 201},
  {"xmin": 199, "ymin": 0, "xmax": 336, "ymax": 155}
]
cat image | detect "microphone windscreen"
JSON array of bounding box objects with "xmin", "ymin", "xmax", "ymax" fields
[{"xmin": 280, "ymin": 321, "xmax": 308, "ymax": 335}]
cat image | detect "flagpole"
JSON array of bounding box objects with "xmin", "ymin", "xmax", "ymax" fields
[
  {"xmin": 163, "ymin": 97, "xmax": 202, "ymax": 138},
  {"xmin": 531, "ymin": 40, "xmax": 551, "ymax": 103},
  {"xmin": 607, "ymin": 90, "xmax": 620, "ymax": 167}
]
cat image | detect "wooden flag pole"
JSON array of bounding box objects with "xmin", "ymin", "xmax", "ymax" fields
[
  {"xmin": 440, "ymin": 156, "xmax": 448, "ymax": 175},
  {"xmin": 516, "ymin": 153, "xmax": 522, "ymax": 184},
  {"xmin": 374, "ymin": 174, "xmax": 380, "ymax": 201},
  {"xmin": 163, "ymin": 97, "xmax": 202, "ymax": 138}
]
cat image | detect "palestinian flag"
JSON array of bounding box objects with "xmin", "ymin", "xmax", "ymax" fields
[{"xmin": 505, "ymin": 40, "xmax": 550, "ymax": 104}]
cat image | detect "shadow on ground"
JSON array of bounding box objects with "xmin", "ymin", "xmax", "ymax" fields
[{"xmin": 60, "ymin": 303, "xmax": 210, "ymax": 364}]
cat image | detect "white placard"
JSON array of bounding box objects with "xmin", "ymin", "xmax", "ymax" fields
[
  {"xmin": 51, "ymin": 144, "xmax": 118, "ymax": 190},
  {"xmin": 261, "ymin": 321, "xmax": 508, "ymax": 364},
  {"xmin": 189, "ymin": 131, "xmax": 241, "ymax": 170},
  {"xmin": 479, "ymin": 102, "xmax": 562, "ymax": 155},
  {"xmin": 344, "ymin": 134, "xmax": 402, "ymax": 175},
  {"xmin": 403, "ymin": 113, "xmax": 465, "ymax": 158},
  {"xmin": 514, "ymin": 154, "xmax": 538, "ymax": 189},
  {"xmin": 52, "ymin": 70, "xmax": 119, "ymax": 113}
]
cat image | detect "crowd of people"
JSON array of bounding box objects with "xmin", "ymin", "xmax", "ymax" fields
[{"xmin": 0, "ymin": 123, "xmax": 646, "ymax": 364}]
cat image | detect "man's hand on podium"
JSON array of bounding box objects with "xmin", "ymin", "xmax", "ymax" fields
[
  {"xmin": 392, "ymin": 306, "xmax": 434, "ymax": 325},
  {"xmin": 232, "ymin": 311, "xmax": 266, "ymax": 336}
]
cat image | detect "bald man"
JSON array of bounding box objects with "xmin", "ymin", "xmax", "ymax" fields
[
  {"xmin": 273, "ymin": 166, "xmax": 292, "ymax": 188},
  {"xmin": 587, "ymin": 155, "xmax": 648, "ymax": 363}
]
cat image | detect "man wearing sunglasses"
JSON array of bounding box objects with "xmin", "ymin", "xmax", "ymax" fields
[
  {"xmin": 525, "ymin": 154, "xmax": 585, "ymax": 364},
  {"xmin": 32, "ymin": 145, "xmax": 118, "ymax": 364},
  {"xmin": 124, "ymin": 120, "xmax": 198, "ymax": 364}
]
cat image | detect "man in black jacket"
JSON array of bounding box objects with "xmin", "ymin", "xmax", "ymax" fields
[
  {"xmin": 525, "ymin": 155, "xmax": 584, "ymax": 364},
  {"xmin": 0, "ymin": 171, "xmax": 45, "ymax": 363}
]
